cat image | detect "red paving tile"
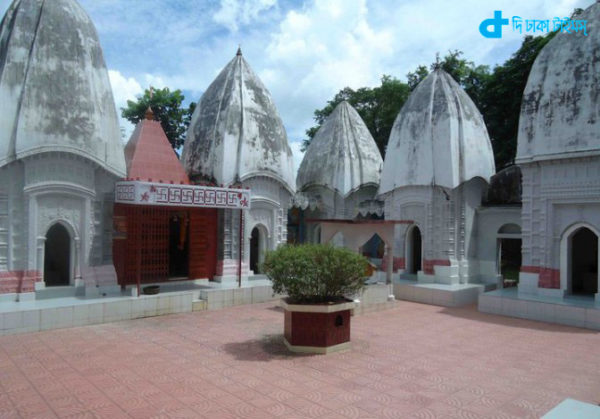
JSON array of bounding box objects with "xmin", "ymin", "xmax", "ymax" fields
[{"xmin": 1, "ymin": 301, "xmax": 600, "ymax": 418}]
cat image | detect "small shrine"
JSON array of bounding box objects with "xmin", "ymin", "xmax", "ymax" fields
[{"xmin": 113, "ymin": 106, "xmax": 250, "ymax": 293}]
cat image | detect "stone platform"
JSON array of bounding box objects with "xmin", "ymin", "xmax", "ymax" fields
[
  {"xmin": 0, "ymin": 278, "xmax": 278, "ymax": 336},
  {"xmin": 0, "ymin": 278, "xmax": 398, "ymax": 335},
  {"xmin": 479, "ymin": 287, "xmax": 600, "ymax": 331},
  {"xmin": 393, "ymin": 278, "xmax": 495, "ymax": 307}
]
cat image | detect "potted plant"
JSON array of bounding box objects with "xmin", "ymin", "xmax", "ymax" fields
[{"xmin": 262, "ymin": 244, "xmax": 368, "ymax": 354}]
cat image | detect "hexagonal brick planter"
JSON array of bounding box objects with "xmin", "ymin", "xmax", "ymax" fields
[{"xmin": 281, "ymin": 298, "xmax": 356, "ymax": 354}]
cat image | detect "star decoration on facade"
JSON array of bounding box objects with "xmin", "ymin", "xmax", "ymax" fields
[{"xmin": 141, "ymin": 192, "xmax": 150, "ymax": 202}]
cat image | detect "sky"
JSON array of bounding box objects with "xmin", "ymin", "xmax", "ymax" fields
[{"xmin": 0, "ymin": 0, "xmax": 594, "ymax": 173}]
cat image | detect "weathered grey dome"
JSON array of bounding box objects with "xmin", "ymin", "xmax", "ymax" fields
[
  {"xmin": 182, "ymin": 50, "xmax": 295, "ymax": 191},
  {"xmin": 297, "ymin": 101, "xmax": 382, "ymax": 196},
  {"xmin": 0, "ymin": 0, "xmax": 125, "ymax": 175},
  {"xmin": 379, "ymin": 69, "xmax": 495, "ymax": 193},
  {"xmin": 517, "ymin": 3, "xmax": 600, "ymax": 163}
]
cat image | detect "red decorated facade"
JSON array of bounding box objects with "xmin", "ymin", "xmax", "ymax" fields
[{"xmin": 113, "ymin": 109, "xmax": 249, "ymax": 288}]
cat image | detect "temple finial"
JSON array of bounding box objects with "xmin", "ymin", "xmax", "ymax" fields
[
  {"xmin": 145, "ymin": 106, "xmax": 154, "ymax": 120},
  {"xmin": 433, "ymin": 53, "xmax": 441, "ymax": 70},
  {"xmin": 145, "ymin": 86, "xmax": 155, "ymax": 120},
  {"xmin": 236, "ymin": 45, "xmax": 242, "ymax": 56}
]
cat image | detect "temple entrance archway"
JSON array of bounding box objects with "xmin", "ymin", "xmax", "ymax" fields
[
  {"xmin": 250, "ymin": 225, "xmax": 268, "ymax": 274},
  {"xmin": 44, "ymin": 223, "xmax": 71, "ymax": 286},
  {"xmin": 570, "ymin": 227, "xmax": 598, "ymax": 295},
  {"xmin": 497, "ymin": 224, "xmax": 522, "ymax": 284},
  {"xmin": 406, "ymin": 226, "xmax": 422, "ymax": 274},
  {"xmin": 169, "ymin": 213, "xmax": 189, "ymax": 278}
]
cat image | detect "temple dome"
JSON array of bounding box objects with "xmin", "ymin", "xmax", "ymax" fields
[
  {"xmin": 0, "ymin": 0, "xmax": 125, "ymax": 175},
  {"xmin": 124, "ymin": 109, "xmax": 190, "ymax": 185},
  {"xmin": 517, "ymin": 3, "xmax": 600, "ymax": 163},
  {"xmin": 297, "ymin": 101, "xmax": 382, "ymax": 196},
  {"xmin": 379, "ymin": 69, "xmax": 495, "ymax": 194},
  {"xmin": 182, "ymin": 50, "xmax": 295, "ymax": 192}
]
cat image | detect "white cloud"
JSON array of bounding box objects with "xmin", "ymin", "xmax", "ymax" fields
[
  {"xmin": 108, "ymin": 69, "xmax": 143, "ymax": 140},
  {"xmin": 261, "ymin": 0, "xmax": 394, "ymax": 148},
  {"xmin": 109, "ymin": 69, "xmax": 143, "ymax": 109},
  {"xmin": 213, "ymin": 0, "xmax": 278, "ymax": 32}
]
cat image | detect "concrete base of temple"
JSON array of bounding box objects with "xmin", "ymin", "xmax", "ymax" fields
[
  {"xmin": 479, "ymin": 287, "xmax": 600, "ymax": 330},
  {"xmin": 212, "ymin": 275, "xmax": 250, "ymax": 286},
  {"xmin": 393, "ymin": 279, "xmax": 494, "ymax": 307}
]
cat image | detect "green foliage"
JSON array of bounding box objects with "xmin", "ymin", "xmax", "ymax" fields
[
  {"xmin": 262, "ymin": 244, "xmax": 368, "ymax": 304},
  {"xmin": 406, "ymin": 65, "xmax": 428, "ymax": 90},
  {"xmin": 406, "ymin": 50, "xmax": 491, "ymax": 102},
  {"xmin": 121, "ymin": 87, "xmax": 196, "ymax": 152},
  {"xmin": 302, "ymin": 76, "xmax": 410, "ymax": 158}
]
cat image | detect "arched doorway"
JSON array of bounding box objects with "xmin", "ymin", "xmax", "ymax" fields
[
  {"xmin": 570, "ymin": 227, "xmax": 598, "ymax": 295},
  {"xmin": 44, "ymin": 223, "xmax": 71, "ymax": 286},
  {"xmin": 250, "ymin": 225, "xmax": 267, "ymax": 274},
  {"xmin": 169, "ymin": 212, "xmax": 189, "ymax": 278},
  {"xmin": 497, "ymin": 224, "xmax": 522, "ymax": 285},
  {"xmin": 406, "ymin": 226, "xmax": 422, "ymax": 274}
]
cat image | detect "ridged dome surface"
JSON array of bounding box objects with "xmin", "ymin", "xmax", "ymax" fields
[
  {"xmin": 297, "ymin": 101, "xmax": 382, "ymax": 196},
  {"xmin": 182, "ymin": 51, "xmax": 294, "ymax": 191},
  {"xmin": 517, "ymin": 3, "xmax": 600, "ymax": 162},
  {"xmin": 379, "ymin": 69, "xmax": 495, "ymax": 193},
  {"xmin": 0, "ymin": 0, "xmax": 125, "ymax": 175}
]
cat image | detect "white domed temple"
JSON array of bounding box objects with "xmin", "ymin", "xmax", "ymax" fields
[
  {"xmin": 0, "ymin": 0, "xmax": 125, "ymax": 297},
  {"xmin": 292, "ymin": 101, "xmax": 383, "ymax": 244},
  {"xmin": 479, "ymin": 2, "xmax": 600, "ymax": 321},
  {"xmin": 380, "ymin": 68, "xmax": 496, "ymax": 285},
  {"xmin": 182, "ymin": 48, "xmax": 294, "ymax": 280}
]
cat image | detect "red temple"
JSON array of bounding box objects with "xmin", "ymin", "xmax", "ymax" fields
[{"xmin": 113, "ymin": 108, "xmax": 249, "ymax": 292}]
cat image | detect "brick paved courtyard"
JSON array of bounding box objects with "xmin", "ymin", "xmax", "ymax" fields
[{"xmin": 1, "ymin": 301, "xmax": 599, "ymax": 418}]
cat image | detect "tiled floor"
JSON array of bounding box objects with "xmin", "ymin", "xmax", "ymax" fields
[{"xmin": 1, "ymin": 301, "xmax": 599, "ymax": 418}]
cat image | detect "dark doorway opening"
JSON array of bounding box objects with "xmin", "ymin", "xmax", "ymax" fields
[
  {"xmin": 571, "ymin": 228, "xmax": 598, "ymax": 295},
  {"xmin": 499, "ymin": 239, "xmax": 522, "ymax": 282},
  {"xmin": 169, "ymin": 213, "xmax": 189, "ymax": 278},
  {"xmin": 44, "ymin": 224, "xmax": 70, "ymax": 286},
  {"xmin": 250, "ymin": 227, "xmax": 260, "ymax": 273},
  {"xmin": 409, "ymin": 227, "xmax": 422, "ymax": 274}
]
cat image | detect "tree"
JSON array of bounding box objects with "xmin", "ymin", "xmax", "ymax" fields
[
  {"xmin": 406, "ymin": 50, "xmax": 491, "ymax": 103},
  {"xmin": 121, "ymin": 87, "xmax": 196, "ymax": 152},
  {"xmin": 302, "ymin": 76, "xmax": 410, "ymax": 158}
]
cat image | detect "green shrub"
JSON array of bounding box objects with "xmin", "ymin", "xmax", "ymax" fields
[{"xmin": 262, "ymin": 244, "xmax": 368, "ymax": 304}]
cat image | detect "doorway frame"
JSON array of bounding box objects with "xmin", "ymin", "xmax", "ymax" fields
[
  {"xmin": 560, "ymin": 223, "xmax": 600, "ymax": 299},
  {"xmin": 43, "ymin": 220, "xmax": 77, "ymax": 287},
  {"xmin": 405, "ymin": 225, "xmax": 423, "ymax": 275},
  {"xmin": 249, "ymin": 223, "xmax": 269, "ymax": 274}
]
